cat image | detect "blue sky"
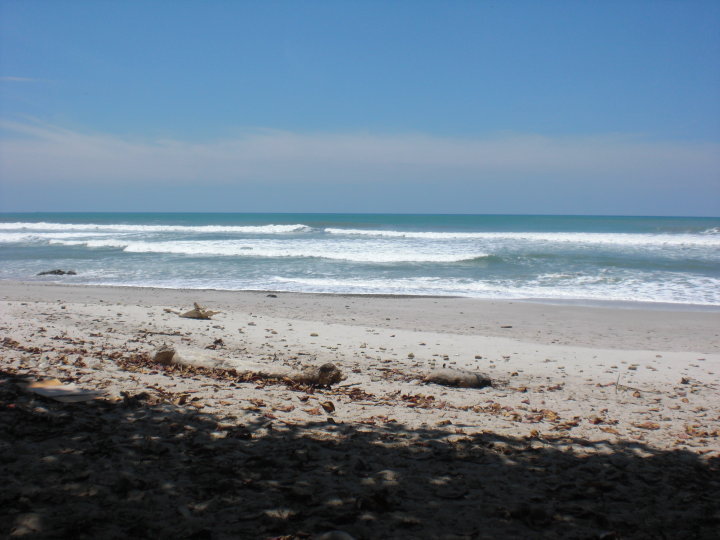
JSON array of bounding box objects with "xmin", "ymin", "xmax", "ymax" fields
[{"xmin": 1, "ymin": 0, "xmax": 719, "ymax": 215}]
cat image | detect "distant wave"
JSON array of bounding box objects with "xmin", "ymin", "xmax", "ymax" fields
[
  {"xmin": 324, "ymin": 228, "xmax": 496, "ymax": 239},
  {"xmin": 48, "ymin": 239, "xmax": 131, "ymax": 248},
  {"xmin": 0, "ymin": 231, "xmax": 117, "ymax": 243},
  {"xmin": 0, "ymin": 222, "xmax": 311, "ymax": 234},
  {"xmin": 45, "ymin": 238, "xmax": 489, "ymax": 263},
  {"xmin": 324, "ymin": 228, "xmax": 720, "ymax": 247}
]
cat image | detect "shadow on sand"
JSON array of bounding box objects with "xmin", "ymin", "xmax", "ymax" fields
[{"xmin": 1, "ymin": 370, "xmax": 718, "ymax": 539}]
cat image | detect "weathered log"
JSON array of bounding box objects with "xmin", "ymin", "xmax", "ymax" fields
[{"xmin": 424, "ymin": 368, "xmax": 492, "ymax": 388}]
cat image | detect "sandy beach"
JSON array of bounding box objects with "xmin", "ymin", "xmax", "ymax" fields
[{"xmin": 1, "ymin": 280, "xmax": 719, "ymax": 539}]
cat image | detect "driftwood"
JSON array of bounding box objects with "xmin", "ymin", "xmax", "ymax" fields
[
  {"xmin": 180, "ymin": 303, "xmax": 220, "ymax": 320},
  {"xmin": 163, "ymin": 303, "xmax": 220, "ymax": 320},
  {"xmin": 424, "ymin": 368, "xmax": 492, "ymax": 388},
  {"xmin": 153, "ymin": 347, "xmax": 344, "ymax": 387}
]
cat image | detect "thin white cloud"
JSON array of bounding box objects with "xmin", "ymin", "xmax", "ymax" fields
[
  {"xmin": 0, "ymin": 76, "xmax": 42, "ymax": 83},
  {"xmin": 0, "ymin": 120, "xmax": 718, "ymax": 191}
]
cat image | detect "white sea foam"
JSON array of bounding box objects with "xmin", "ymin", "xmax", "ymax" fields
[
  {"xmin": 48, "ymin": 238, "xmax": 131, "ymax": 248},
  {"xmin": 116, "ymin": 240, "xmax": 487, "ymax": 263},
  {"xmin": 44, "ymin": 237, "xmax": 485, "ymax": 262},
  {"xmin": 0, "ymin": 231, "xmax": 119, "ymax": 243},
  {"xmin": 273, "ymin": 273, "xmax": 720, "ymax": 305},
  {"xmin": 0, "ymin": 222, "xmax": 311, "ymax": 234},
  {"xmin": 324, "ymin": 228, "xmax": 496, "ymax": 239},
  {"xmin": 325, "ymin": 228, "xmax": 720, "ymax": 247}
]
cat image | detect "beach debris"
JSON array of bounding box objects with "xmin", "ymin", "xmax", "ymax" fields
[
  {"xmin": 293, "ymin": 363, "xmax": 344, "ymax": 387},
  {"xmin": 205, "ymin": 338, "xmax": 224, "ymax": 349},
  {"xmin": 634, "ymin": 421, "xmax": 661, "ymax": 430},
  {"xmin": 424, "ymin": 368, "xmax": 492, "ymax": 388},
  {"xmin": 37, "ymin": 269, "xmax": 76, "ymax": 276},
  {"xmin": 152, "ymin": 346, "xmax": 224, "ymax": 369},
  {"xmin": 10, "ymin": 513, "xmax": 43, "ymax": 536},
  {"xmin": 179, "ymin": 303, "xmax": 220, "ymax": 320},
  {"xmin": 153, "ymin": 346, "xmax": 177, "ymax": 365},
  {"xmin": 320, "ymin": 400, "xmax": 336, "ymax": 413},
  {"xmin": 314, "ymin": 532, "xmax": 356, "ymax": 540},
  {"xmin": 150, "ymin": 346, "xmax": 343, "ymax": 387},
  {"xmin": 22, "ymin": 378, "xmax": 105, "ymax": 402}
]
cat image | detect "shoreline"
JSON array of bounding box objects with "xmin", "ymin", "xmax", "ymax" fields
[
  {"xmin": 2, "ymin": 279, "xmax": 718, "ymax": 353},
  {"xmin": 7, "ymin": 278, "xmax": 720, "ymax": 312},
  {"xmin": 6, "ymin": 278, "xmax": 720, "ymax": 311}
]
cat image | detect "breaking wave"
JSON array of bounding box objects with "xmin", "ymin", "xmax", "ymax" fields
[
  {"xmin": 44, "ymin": 238, "xmax": 488, "ymax": 263},
  {"xmin": 272, "ymin": 274, "xmax": 720, "ymax": 305},
  {"xmin": 0, "ymin": 222, "xmax": 311, "ymax": 234},
  {"xmin": 325, "ymin": 228, "xmax": 720, "ymax": 247}
]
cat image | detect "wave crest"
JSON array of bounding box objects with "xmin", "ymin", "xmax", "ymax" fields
[
  {"xmin": 324, "ymin": 228, "xmax": 720, "ymax": 246},
  {"xmin": 0, "ymin": 222, "xmax": 311, "ymax": 234},
  {"xmin": 44, "ymin": 238, "xmax": 487, "ymax": 263}
]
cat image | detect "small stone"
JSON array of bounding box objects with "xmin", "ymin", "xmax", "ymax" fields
[
  {"xmin": 154, "ymin": 347, "xmax": 176, "ymax": 365},
  {"xmin": 294, "ymin": 363, "xmax": 343, "ymax": 387}
]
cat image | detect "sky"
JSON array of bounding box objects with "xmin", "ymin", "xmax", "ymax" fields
[{"xmin": 0, "ymin": 0, "xmax": 719, "ymax": 215}]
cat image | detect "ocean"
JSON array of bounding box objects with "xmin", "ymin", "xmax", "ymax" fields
[{"xmin": 1, "ymin": 213, "xmax": 719, "ymax": 306}]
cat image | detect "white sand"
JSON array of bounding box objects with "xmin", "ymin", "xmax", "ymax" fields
[{"xmin": 2, "ymin": 280, "xmax": 718, "ymax": 452}]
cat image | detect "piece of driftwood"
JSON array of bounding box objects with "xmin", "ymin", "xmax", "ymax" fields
[
  {"xmin": 424, "ymin": 368, "xmax": 492, "ymax": 388},
  {"xmin": 22, "ymin": 379, "xmax": 105, "ymax": 402},
  {"xmin": 180, "ymin": 303, "xmax": 220, "ymax": 320},
  {"xmin": 162, "ymin": 303, "xmax": 220, "ymax": 319},
  {"xmin": 152, "ymin": 347, "xmax": 344, "ymax": 387},
  {"xmin": 153, "ymin": 347, "xmax": 222, "ymax": 368}
]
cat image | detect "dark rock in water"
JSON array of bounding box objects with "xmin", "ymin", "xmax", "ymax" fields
[
  {"xmin": 37, "ymin": 269, "xmax": 77, "ymax": 276},
  {"xmin": 424, "ymin": 368, "xmax": 492, "ymax": 388}
]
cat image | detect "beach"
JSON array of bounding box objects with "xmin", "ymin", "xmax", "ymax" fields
[
  {"xmin": 1, "ymin": 280, "xmax": 719, "ymax": 538},
  {"xmin": 4, "ymin": 0, "xmax": 720, "ymax": 536}
]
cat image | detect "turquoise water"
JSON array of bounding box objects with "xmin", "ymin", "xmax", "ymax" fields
[{"xmin": 1, "ymin": 213, "xmax": 719, "ymax": 305}]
